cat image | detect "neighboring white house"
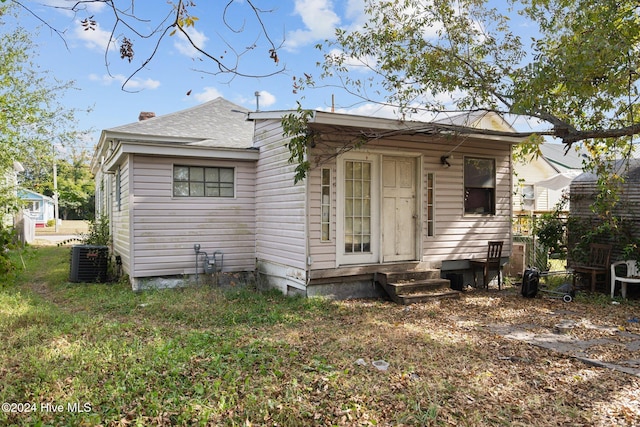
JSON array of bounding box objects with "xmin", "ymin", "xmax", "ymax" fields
[
  {"xmin": 92, "ymin": 98, "xmax": 526, "ymax": 295},
  {"xmin": 513, "ymin": 143, "xmax": 587, "ymax": 213}
]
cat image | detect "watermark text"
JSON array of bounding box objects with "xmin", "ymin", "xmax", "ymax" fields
[{"xmin": 2, "ymin": 402, "xmax": 92, "ymax": 414}]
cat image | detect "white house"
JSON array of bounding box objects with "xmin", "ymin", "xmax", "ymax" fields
[
  {"xmin": 513, "ymin": 143, "xmax": 587, "ymax": 213},
  {"xmin": 92, "ymin": 98, "xmax": 526, "ymax": 296}
]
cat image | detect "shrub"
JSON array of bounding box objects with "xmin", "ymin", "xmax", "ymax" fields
[
  {"xmin": 533, "ymin": 193, "xmax": 568, "ymax": 260},
  {"xmin": 0, "ymin": 224, "xmax": 18, "ymax": 275},
  {"xmin": 79, "ymin": 214, "xmax": 110, "ymax": 246},
  {"xmin": 535, "ymin": 212, "xmax": 566, "ymax": 257}
]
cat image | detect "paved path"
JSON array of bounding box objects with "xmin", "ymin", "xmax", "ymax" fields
[
  {"xmin": 489, "ymin": 321, "xmax": 640, "ymax": 377},
  {"xmin": 33, "ymin": 234, "xmax": 82, "ymax": 245},
  {"xmin": 33, "ymin": 220, "xmax": 88, "ymax": 246}
]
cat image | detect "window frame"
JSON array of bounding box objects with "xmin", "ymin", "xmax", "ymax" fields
[
  {"xmin": 172, "ymin": 165, "xmax": 236, "ymax": 198},
  {"xmin": 463, "ymin": 157, "xmax": 496, "ymax": 215},
  {"xmin": 320, "ymin": 168, "xmax": 331, "ymax": 242},
  {"xmin": 27, "ymin": 201, "xmax": 41, "ymax": 213},
  {"xmin": 426, "ymin": 172, "xmax": 435, "ymax": 237},
  {"xmin": 343, "ymin": 160, "xmax": 373, "ymax": 254}
]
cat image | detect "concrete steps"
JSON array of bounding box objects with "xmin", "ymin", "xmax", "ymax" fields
[{"xmin": 377, "ymin": 271, "xmax": 461, "ymax": 305}]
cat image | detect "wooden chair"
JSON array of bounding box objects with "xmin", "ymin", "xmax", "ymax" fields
[
  {"xmin": 571, "ymin": 243, "xmax": 612, "ymax": 292},
  {"xmin": 470, "ymin": 241, "xmax": 504, "ymax": 290}
]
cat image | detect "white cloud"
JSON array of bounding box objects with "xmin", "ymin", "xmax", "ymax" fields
[
  {"xmin": 173, "ymin": 27, "xmax": 209, "ymax": 57},
  {"xmin": 73, "ymin": 22, "xmax": 116, "ymax": 52},
  {"xmin": 194, "ymin": 87, "xmax": 223, "ymax": 103},
  {"xmin": 233, "ymin": 90, "xmax": 278, "ymax": 111},
  {"xmin": 256, "ymin": 91, "xmax": 276, "ymax": 108},
  {"xmin": 284, "ymin": 0, "xmax": 341, "ymax": 51},
  {"xmin": 326, "ymin": 48, "xmax": 375, "ymax": 73},
  {"xmin": 89, "ymin": 73, "xmax": 160, "ymax": 90},
  {"xmin": 233, "ymin": 91, "xmax": 277, "ymax": 111},
  {"xmin": 344, "ymin": 0, "xmax": 368, "ymax": 30}
]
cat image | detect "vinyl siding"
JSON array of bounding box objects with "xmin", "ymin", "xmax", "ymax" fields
[
  {"xmin": 305, "ymin": 136, "xmax": 341, "ymax": 269},
  {"xmin": 253, "ymin": 119, "xmax": 307, "ymax": 271},
  {"xmin": 424, "ymin": 137, "xmax": 513, "ymax": 262},
  {"xmin": 129, "ymin": 155, "xmax": 256, "ymax": 278},
  {"xmin": 111, "ymin": 157, "xmax": 132, "ymax": 276},
  {"xmin": 306, "ymin": 132, "xmax": 513, "ymax": 269}
]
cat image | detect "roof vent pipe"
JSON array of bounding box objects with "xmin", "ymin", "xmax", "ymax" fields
[{"xmin": 255, "ymin": 91, "xmax": 260, "ymax": 112}]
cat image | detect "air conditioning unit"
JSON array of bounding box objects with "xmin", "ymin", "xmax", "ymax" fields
[{"xmin": 69, "ymin": 245, "xmax": 109, "ymax": 283}]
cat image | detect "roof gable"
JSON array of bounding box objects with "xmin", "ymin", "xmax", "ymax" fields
[
  {"xmin": 433, "ymin": 110, "xmax": 517, "ymax": 133},
  {"xmin": 18, "ymin": 188, "xmax": 54, "ymax": 202},
  {"xmin": 106, "ymin": 97, "xmax": 254, "ymax": 149}
]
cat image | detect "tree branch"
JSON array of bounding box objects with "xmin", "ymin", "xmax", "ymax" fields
[
  {"xmin": 560, "ymin": 123, "xmax": 640, "ymax": 146},
  {"xmin": 11, "ymin": 0, "xmax": 69, "ymax": 50},
  {"xmin": 11, "ymin": 0, "xmax": 286, "ymax": 88}
]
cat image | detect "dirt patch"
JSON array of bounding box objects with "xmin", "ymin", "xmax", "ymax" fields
[{"xmin": 296, "ymin": 292, "xmax": 640, "ymax": 425}]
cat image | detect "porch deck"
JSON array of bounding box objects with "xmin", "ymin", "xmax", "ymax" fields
[{"xmin": 309, "ymin": 261, "xmax": 437, "ymax": 282}]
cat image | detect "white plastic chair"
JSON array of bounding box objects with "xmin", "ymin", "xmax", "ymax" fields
[{"xmin": 610, "ymin": 260, "xmax": 640, "ymax": 298}]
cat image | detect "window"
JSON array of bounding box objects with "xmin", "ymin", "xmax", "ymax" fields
[
  {"xmin": 321, "ymin": 168, "xmax": 331, "ymax": 241},
  {"xmin": 344, "ymin": 161, "xmax": 371, "ymax": 253},
  {"xmin": 521, "ymin": 184, "xmax": 535, "ymax": 210},
  {"xmin": 426, "ymin": 172, "xmax": 435, "ymax": 236},
  {"xmin": 173, "ymin": 166, "xmax": 234, "ymax": 197},
  {"xmin": 464, "ymin": 157, "xmax": 495, "ymax": 215},
  {"xmin": 27, "ymin": 201, "xmax": 41, "ymax": 213}
]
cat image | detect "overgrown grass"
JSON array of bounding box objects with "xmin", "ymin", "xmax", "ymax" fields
[
  {"xmin": 1, "ymin": 246, "xmax": 639, "ymax": 426},
  {"xmin": 1, "ymin": 247, "xmax": 336, "ymax": 426}
]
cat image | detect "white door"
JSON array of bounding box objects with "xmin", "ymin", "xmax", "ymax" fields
[
  {"xmin": 382, "ymin": 156, "xmax": 417, "ymax": 262},
  {"xmin": 337, "ymin": 153, "xmax": 380, "ymax": 265}
]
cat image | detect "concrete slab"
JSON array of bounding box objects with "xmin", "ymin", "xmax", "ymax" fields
[{"xmin": 488, "ymin": 322, "xmax": 640, "ymax": 378}]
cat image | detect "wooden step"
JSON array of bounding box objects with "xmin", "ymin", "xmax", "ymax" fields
[
  {"xmin": 387, "ymin": 278, "xmax": 451, "ymax": 295},
  {"xmin": 376, "ymin": 272, "xmax": 461, "ymax": 305},
  {"xmin": 376, "ymin": 271, "xmax": 441, "ymax": 286},
  {"xmin": 395, "ymin": 289, "xmax": 462, "ymax": 305}
]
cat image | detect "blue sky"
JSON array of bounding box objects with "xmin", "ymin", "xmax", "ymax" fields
[
  {"xmin": 13, "ymin": 0, "xmax": 374, "ymax": 151},
  {"xmin": 13, "ymin": 0, "xmax": 546, "ymax": 153}
]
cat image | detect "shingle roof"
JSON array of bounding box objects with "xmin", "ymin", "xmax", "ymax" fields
[
  {"xmin": 106, "ymin": 97, "xmax": 254, "ymax": 149},
  {"xmin": 433, "ymin": 110, "xmax": 516, "ymax": 132},
  {"xmin": 433, "ymin": 110, "xmax": 494, "ymax": 127},
  {"xmin": 539, "ymin": 143, "xmax": 588, "ymax": 171},
  {"xmin": 573, "ymin": 158, "xmax": 640, "ymax": 183}
]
